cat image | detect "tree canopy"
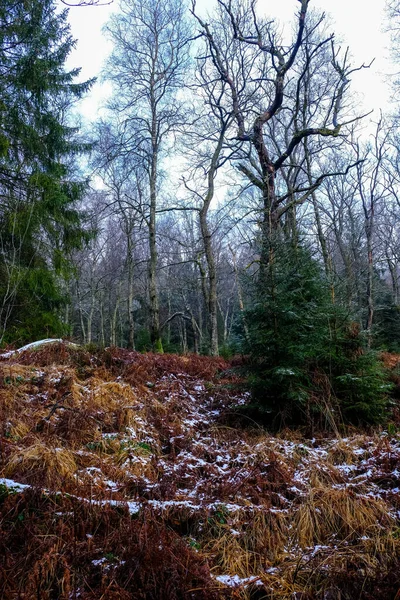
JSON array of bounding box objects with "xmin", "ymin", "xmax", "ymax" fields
[{"xmin": 0, "ymin": 0, "xmax": 93, "ymax": 343}]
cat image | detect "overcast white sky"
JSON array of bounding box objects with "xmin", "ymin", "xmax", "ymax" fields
[{"xmin": 62, "ymin": 0, "xmax": 393, "ymax": 123}]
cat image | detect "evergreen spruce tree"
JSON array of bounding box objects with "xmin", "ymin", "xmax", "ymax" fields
[
  {"xmin": 243, "ymin": 240, "xmax": 389, "ymax": 431},
  {"xmin": 0, "ymin": 0, "xmax": 94, "ymax": 343}
]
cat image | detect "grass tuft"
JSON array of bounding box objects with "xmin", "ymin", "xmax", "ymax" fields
[{"xmin": 5, "ymin": 439, "xmax": 77, "ymax": 488}]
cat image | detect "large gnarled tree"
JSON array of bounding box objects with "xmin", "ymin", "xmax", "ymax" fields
[{"xmin": 192, "ymin": 0, "xmax": 366, "ymax": 277}]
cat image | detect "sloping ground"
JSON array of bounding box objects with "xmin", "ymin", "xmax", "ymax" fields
[{"xmin": 1, "ymin": 344, "xmax": 400, "ymax": 599}]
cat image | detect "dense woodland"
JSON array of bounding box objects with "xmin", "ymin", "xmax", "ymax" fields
[
  {"xmin": 2, "ymin": 0, "xmax": 400, "ymax": 428},
  {"xmin": 5, "ymin": 3, "xmax": 400, "ymax": 598}
]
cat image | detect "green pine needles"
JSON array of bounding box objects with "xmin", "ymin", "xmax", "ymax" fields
[
  {"xmin": 0, "ymin": 0, "xmax": 93, "ymax": 344},
  {"xmin": 243, "ymin": 242, "xmax": 390, "ymax": 431}
]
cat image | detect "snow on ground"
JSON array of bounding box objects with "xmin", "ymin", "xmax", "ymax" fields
[{"xmin": 1, "ymin": 347, "xmax": 400, "ymax": 596}]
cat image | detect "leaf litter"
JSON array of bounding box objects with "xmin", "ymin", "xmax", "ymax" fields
[{"xmin": 0, "ymin": 342, "xmax": 400, "ymax": 598}]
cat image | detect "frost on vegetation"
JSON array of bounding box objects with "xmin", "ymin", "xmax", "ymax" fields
[
  {"xmin": 2, "ymin": 351, "xmax": 400, "ymax": 598},
  {"xmin": 0, "ymin": 478, "xmax": 30, "ymax": 492},
  {"xmin": 215, "ymin": 574, "xmax": 262, "ymax": 587},
  {"xmin": 92, "ymin": 557, "xmax": 126, "ymax": 570}
]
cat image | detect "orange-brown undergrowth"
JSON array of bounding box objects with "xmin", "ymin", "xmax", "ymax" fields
[{"xmin": 0, "ymin": 343, "xmax": 400, "ymax": 599}]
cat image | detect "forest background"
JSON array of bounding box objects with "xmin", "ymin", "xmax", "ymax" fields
[{"xmin": 3, "ymin": 0, "xmax": 400, "ymax": 429}]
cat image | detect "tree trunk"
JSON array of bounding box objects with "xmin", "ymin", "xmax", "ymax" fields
[
  {"xmin": 230, "ymin": 246, "xmax": 249, "ymax": 342},
  {"xmin": 111, "ymin": 303, "xmax": 118, "ymax": 347},
  {"xmin": 197, "ymin": 125, "xmax": 228, "ymax": 357},
  {"xmin": 180, "ymin": 318, "xmax": 188, "ymax": 355},
  {"xmin": 199, "ymin": 209, "xmax": 218, "ymax": 356},
  {"xmin": 99, "ymin": 299, "xmax": 105, "ymax": 347},
  {"xmin": 110, "ymin": 281, "xmax": 121, "ymax": 346},
  {"xmin": 148, "ymin": 110, "xmax": 162, "ymax": 353},
  {"xmin": 87, "ymin": 307, "xmax": 93, "ymax": 344},
  {"xmin": 387, "ymin": 256, "xmax": 399, "ymax": 304},
  {"xmin": 182, "ymin": 292, "xmax": 200, "ymax": 354},
  {"xmin": 365, "ymin": 226, "xmax": 374, "ymax": 347},
  {"xmin": 259, "ymin": 168, "xmax": 277, "ymax": 282},
  {"xmin": 127, "ymin": 238, "xmax": 135, "ymax": 350},
  {"xmin": 75, "ymin": 281, "xmax": 87, "ymax": 344}
]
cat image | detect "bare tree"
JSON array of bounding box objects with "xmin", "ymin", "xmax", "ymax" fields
[
  {"xmin": 351, "ymin": 119, "xmax": 393, "ymax": 344},
  {"xmin": 94, "ymin": 122, "xmax": 149, "ymax": 349},
  {"xmin": 104, "ymin": 0, "xmax": 191, "ymax": 352},
  {"xmin": 192, "ymin": 0, "xmax": 368, "ymax": 279},
  {"xmin": 182, "ymin": 26, "xmax": 239, "ymax": 355}
]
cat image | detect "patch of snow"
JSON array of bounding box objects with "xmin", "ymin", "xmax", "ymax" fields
[
  {"xmin": 0, "ymin": 478, "xmax": 30, "ymax": 492},
  {"xmin": 0, "ymin": 338, "xmax": 78, "ymax": 359},
  {"xmin": 92, "ymin": 558, "xmax": 108, "ymax": 566},
  {"xmin": 215, "ymin": 574, "xmax": 262, "ymax": 587}
]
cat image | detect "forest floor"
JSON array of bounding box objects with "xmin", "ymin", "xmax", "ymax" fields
[{"xmin": 1, "ymin": 343, "xmax": 400, "ymax": 599}]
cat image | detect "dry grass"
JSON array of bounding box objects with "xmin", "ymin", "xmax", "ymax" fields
[
  {"xmin": 294, "ymin": 487, "xmax": 392, "ymax": 547},
  {"xmin": 6, "ymin": 420, "xmax": 30, "ymax": 441},
  {"xmin": 5, "ymin": 438, "xmax": 77, "ymax": 487},
  {"xmin": 206, "ymin": 530, "xmax": 256, "ymax": 578},
  {"xmin": 1, "ymin": 347, "xmax": 400, "ymax": 599},
  {"xmin": 327, "ymin": 436, "xmax": 371, "ymax": 465}
]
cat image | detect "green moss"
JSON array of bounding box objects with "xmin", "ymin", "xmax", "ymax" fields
[{"xmin": 154, "ymin": 337, "xmax": 164, "ymax": 354}]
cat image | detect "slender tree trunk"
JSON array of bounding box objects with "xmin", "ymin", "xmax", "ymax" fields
[
  {"xmin": 182, "ymin": 292, "xmax": 200, "ymax": 354},
  {"xmin": 111, "ymin": 303, "xmax": 118, "ymax": 346},
  {"xmin": 312, "ymin": 194, "xmax": 331, "ymax": 275},
  {"xmin": 304, "ymin": 144, "xmax": 331, "ymax": 278},
  {"xmin": 76, "ymin": 281, "xmax": 87, "ymax": 344},
  {"xmin": 192, "ymin": 318, "xmax": 200, "ymax": 355},
  {"xmin": 64, "ymin": 303, "xmax": 70, "ymax": 331},
  {"xmin": 167, "ymin": 288, "xmax": 172, "ymax": 347},
  {"xmin": 197, "ymin": 125, "xmax": 228, "ymax": 357},
  {"xmin": 199, "ymin": 209, "xmax": 218, "ymax": 356},
  {"xmin": 110, "ymin": 281, "xmax": 120, "ymax": 346},
  {"xmin": 365, "ymin": 223, "xmax": 374, "ymax": 347},
  {"xmin": 217, "ymin": 298, "xmax": 231, "ymax": 345},
  {"xmin": 87, "ymin": 288, "xmax": 96, "ymax": 345},
  {"xmin": 333, "ymin": 226, "xmax": 354, "ymax": 310},
  {"xmin": 197, "ymin": 294, "xmax": 204, "ymax": 348},
  {"xmin": 197, "ymin": 257, "xmax": 208, "ymax": 313},
  {"xmin": 127, "ymin": 239, "xmax": 135, "ymax": 350},
  {"xmin": 119, "ymin": 308, "xmax": 124, "ymax": 347},
  {"xmin": 87, "ymin": 308, "xmax": 93, "ymax": 344},
  {"xmin": 100, "ymin": 299, "xmax": 105, "ymax": 347},
  {"xmin": 148, "ymin": 108, "xmax": 162, "ymax": 352},
  {"xmin": 387, "ymin": 255, "xmax": 399, "ymax": 304},
  {"xmin": 230, "ymin": 246, "xmax": 249, "ymax": 342},
  {"xmin": 179, "ymin": 318, "xmax": 188, "ymax": 355}
]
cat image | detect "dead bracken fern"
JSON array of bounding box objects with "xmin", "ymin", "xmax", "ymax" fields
[{"xmin": 1, "ymin": 349, "xmax": 400, "ymax": 599}]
